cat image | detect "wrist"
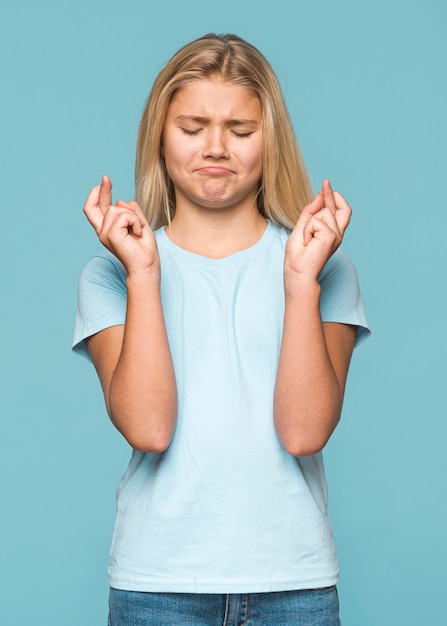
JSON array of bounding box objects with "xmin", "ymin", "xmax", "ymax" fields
[
  {"xmin": 126, "ymin": 267, "xmax": 161, "ymax": 289},
  {"xmin": 283, "ymin": 269, "xmax": 321, "ymax": 299}
]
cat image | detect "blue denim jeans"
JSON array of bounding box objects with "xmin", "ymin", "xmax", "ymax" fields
[{"xmin": 108, "ymin": 586, "xmax": 340, "ymax": 625}]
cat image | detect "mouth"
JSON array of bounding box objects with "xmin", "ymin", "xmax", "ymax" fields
[{"xmin": 195, "ymin": 166, "xmax": 235, "ymax": 175}]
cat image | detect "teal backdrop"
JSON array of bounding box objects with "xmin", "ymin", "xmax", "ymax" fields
[{"xmin": 2, "ymin": 0, "xmax": 446, "ymax": 624}]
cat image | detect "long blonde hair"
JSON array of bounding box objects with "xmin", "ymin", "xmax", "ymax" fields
[{"xmin": 136, "ymin": 33, "xmax": 313, "ymax": 230}]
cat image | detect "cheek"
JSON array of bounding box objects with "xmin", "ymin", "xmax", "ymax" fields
[
  {"xmin": 244, "ymin": 141, "xmax": 263, "ymax": 174},
  {"xmin": 163, "ymin": 145, "xmax": 183, "ymax": 175},
  {"xmin": 164, "ymin": 135, "xmax": 194, "ymax": 170}
]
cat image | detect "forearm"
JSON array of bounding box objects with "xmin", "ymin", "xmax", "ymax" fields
[
  {"xmin": 274, "ymin": 278, "xmax": 342, "ymax": 456},
  {"xmin": 109, "ymin": 271, "xmax": 177, "ymax": 452}
]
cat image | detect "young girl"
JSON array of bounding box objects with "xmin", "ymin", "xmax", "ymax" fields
[{"xmin": 73, "ymin": 33, "xmax": 370, "ymax": 626}]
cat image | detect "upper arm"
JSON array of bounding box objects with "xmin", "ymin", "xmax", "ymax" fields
[
  {"xmin": 323, "ymin": 321, "xmax": 357, "ymax": 400},
  {"xmin": 85, "ymin": 325, "xmax": 125, "ymax": 414}
]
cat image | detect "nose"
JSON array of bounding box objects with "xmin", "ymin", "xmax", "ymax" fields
[{"xmin": 202, "ymin": 127, "xmax": 230, "ymax": 159}]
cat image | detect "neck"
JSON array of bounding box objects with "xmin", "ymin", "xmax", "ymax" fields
[{"xmin": 165, "ymin": 204, "xmax": 268, "ymax": 259}]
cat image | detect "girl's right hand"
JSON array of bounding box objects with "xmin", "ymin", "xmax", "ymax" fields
[{"xmin": 83, "ymin": 175, "xmax": 160, "ymax": 277}]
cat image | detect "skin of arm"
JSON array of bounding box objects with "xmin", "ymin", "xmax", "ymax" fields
[
  {"xmin": 83, "ymin": 176, "xmax": 177, "ymax": 452},
  {"xmin": 274, "ymin": 179, "xmax": 357, "ymax": 456}
]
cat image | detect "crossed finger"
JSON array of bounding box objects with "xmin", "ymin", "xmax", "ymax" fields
[
  {"xmin": 321, "ymin": 178, "xmax": 336, "ymax": 213},
  {"xmin": 332, "ymin": 191, "xmax": 352, "ymax": 233},
  {"xmin": 98, "ymin": 175, "xmax": 113, "ymax": 212},
  {"xmin": 316, "ymin": 180, "xmax": 352, "ymax": 234},
  {"xmin": 84, "ymin": 176, "xmax": 129, "ymax": 233},
  {"xmin": 314, "ymin": 179, "xmax": 338, "ymax": 231}
]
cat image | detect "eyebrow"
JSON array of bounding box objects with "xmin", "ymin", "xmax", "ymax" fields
[{"xmin": 175, "ymin": 115, "xmax": 259, "ymax": 126}]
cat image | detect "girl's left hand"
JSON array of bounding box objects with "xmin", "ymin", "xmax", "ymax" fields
[{"xmin": 284, "ymin": 179, "xmax": 352, "ymax": 283}]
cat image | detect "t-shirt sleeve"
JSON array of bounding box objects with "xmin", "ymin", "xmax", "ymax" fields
[
  {"xmin": 72, "ymin": 253, "xmax": 128, "ymax": 361},
  {"xmin": 318, "ymin": 248, "xmax": 371, "ymax": 347}
]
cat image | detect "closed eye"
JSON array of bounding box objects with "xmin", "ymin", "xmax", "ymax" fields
[
  {"xmin": 181, "ymin": 128, "xmax": 201, "ymax": 136},
  {"xmin": 232, "ymin": 131, "xmax": 253, "ymax": 138},
  {"xmin": 181, "ymin": 128, "xmax": 254, "ymax": 138}
]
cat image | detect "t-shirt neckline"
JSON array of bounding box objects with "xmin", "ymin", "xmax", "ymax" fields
[{"xmin": 158, "ymin": 220, "xmax": 275, "ymax": 266}]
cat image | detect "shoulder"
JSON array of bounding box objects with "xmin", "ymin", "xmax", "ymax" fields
[
  {"xmin": 73, "ymin": 251, "xmax": 128, "ymax": 360},
  {"xmin": 319, "ymin": 248, "xmax": 359, "ymax": 284},
  {"xmin": 260, "ymin": 221, "xmax": 290, "ymax": 257},
  {"xmin": 319, "ymin": 249, "xmax": 371, "ymax": 346},
  {"xmin": 270, "ymin": 221, "xmax": 291, "ymax": 243},
  {"xmin": 81, "ymin": 250, "xmax": 126, "ymax": 281},
  {"xmin": 79, "ymin": 250, "xmax": 127, "ymax": 292}
]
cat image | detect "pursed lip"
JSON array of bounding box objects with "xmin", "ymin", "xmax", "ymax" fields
[{"xmin": 194, "ymin": 166, "xmax": 235, "ymax": 175}]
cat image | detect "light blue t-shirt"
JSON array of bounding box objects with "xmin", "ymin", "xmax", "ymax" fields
[{"xmin": 73, "ymin": 221, "xmax": 370, "ymax": 593}]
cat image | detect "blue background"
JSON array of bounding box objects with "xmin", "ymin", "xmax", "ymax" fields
[{"xmin": 1, "ymin": 0, "xmax": 446, "ymax": 624}]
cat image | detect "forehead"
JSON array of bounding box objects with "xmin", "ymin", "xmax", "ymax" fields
[{"xmin": 168, "ymin": 78, "xmax": 261, "ymax": 118}]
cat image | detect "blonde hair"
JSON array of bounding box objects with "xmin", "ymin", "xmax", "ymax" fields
[{"xmin": 136, "ymin": 33, "xmax": 313, "ymax": 230}]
